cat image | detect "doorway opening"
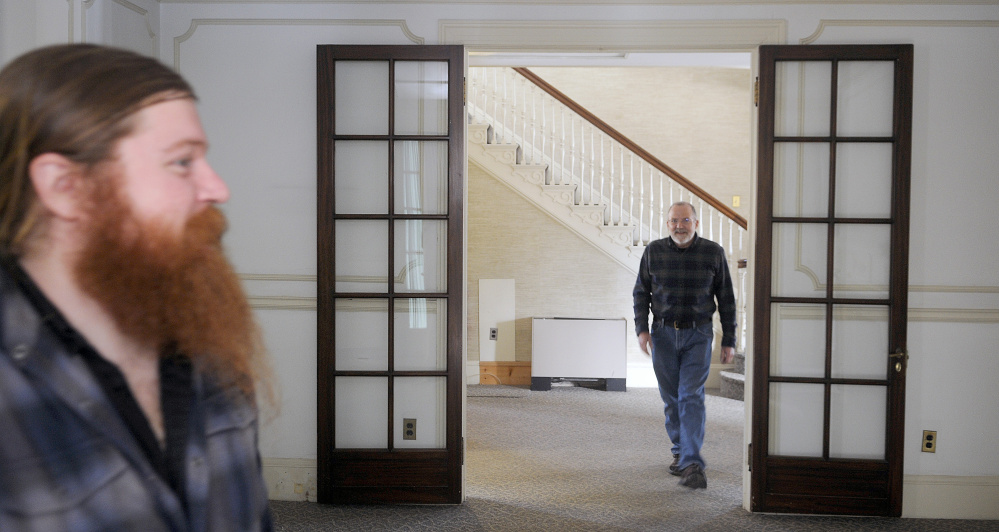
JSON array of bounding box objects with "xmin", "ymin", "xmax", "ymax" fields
[{"xmin": 465, "ymin": 51, "xmax": 754, "ymax": 391}]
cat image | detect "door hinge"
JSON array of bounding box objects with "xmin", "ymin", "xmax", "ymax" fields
[
  {"xmin": 461, "ymin": 436, "xmax": 465, "ymax": 465},
  {"xmin": 754, "ymin": 77, "xmax": 759, "ymax": 107},
  {"xmin": 463, "ymin": 77, "xmax": 467, "ymax": 106},
  {"xmin": 748, "ymin": 443, "xmax": 752, "ymax": 471}
]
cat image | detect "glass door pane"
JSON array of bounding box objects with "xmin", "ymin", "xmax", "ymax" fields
[
  {"xmin": 769, "ymin": 382, "xmax": 824, "ymax": 457},
  {"xmin": 835, "ymin": 143, "xmax": 893, "ymax": 218},
  {"xmin": 394, "ymin": 298, "xmax": 447, "ymax": 371},
  {"xmin": 335, "ymin": 299, "xmax": 388, "ymax": 371},
  {"xmin": 334, "ymin": 141, "xmax": 389, "ymax": 214},
  {"xmin": 394, "ymin": 219, "xmax": 447, "ymax": 294},
  {"xmin": 335, "ymin": 376, "xmax": 388, "ymax": 448},
  {"xmin": 773, "ymin": 142, "xmax": 829, "ymax": 218},
  {"xmin": 772, "ymin": 223, "xmax": 827, "ymax": 298},
  {"xmin": 831, "ymin": 305, "xmax": 889, "ymax": 380},
  {"xmin": 395, "ymin": 61, "xmax": 448, "ymax": 135},
  {"xmin": 837, "ymin": 61, "xmax": 895, "ymax": 137},
  {"xmin": 770, "ymin": 303, "xmax": 825, "ymax": 378},
  {"xmin": 830, "ymin": 385, "xmax": 886, "ymax": 459},
  {"xmin": 395, "ymin": 141, "xmax": 448, "ymax": 215},
  {"xmin": 335, "ymin": 61, "xmax": 388, "ymax": 135},
  {"xmin": 775, "ymin": 61, "xmax": 831, "ymax": 137},
  {"xmin": 393, "ymin": 376, "xmax": 447, "ymax": 449},
  {"xmin": 832, "ymin": 224, "xmax": 891, "ymax": 300},
  {"xmin": 334, "ymin": 220, "xmax": 388, "ymax": 293}
]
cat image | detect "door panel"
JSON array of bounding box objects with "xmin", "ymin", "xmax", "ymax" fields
[
  {"xmin": 752, "ymin": 44, "xmax": 912, "ymax": 516},
  {"xmin": 318, "ymin": 45, "xmax": 464, "ymax": 504}
]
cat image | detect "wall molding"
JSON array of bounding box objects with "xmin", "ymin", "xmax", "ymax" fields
[
  {"xmin": 440, "ymin": 19, "xmax": 787, "ymax": 51},
  {"xmin": 910, "ymin": 284, "xmax": 999, "ymax": 293},
  {"xmin": 908, "ymin": 308, "xmax": 999, "ymax": 323},
  {"xmin": 802, "ymin": 19, "xmax": 999, "ymax": 44},
  {"xmin": 172, "ymin": 18, "xmax": 424, "ymax": 69},
  {"xmin": 904, "ymin": 475, "xmax": 999, "ymax": 519},
  {"xmin": 248, "ymin": 296, "xmax": 316, "ymax": 311},
  {"xmin": 112, "ymin": 0, "xmax": 156, "ymax": 39},
  {"xmin": 240, "ymin": 273, "xmax": 317, "ymax": 282}
]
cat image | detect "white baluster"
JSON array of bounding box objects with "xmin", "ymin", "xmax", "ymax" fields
[
  {"xmin": 491, "ymin": 69, "xmax": 500, "ymax": 143},
  {"xmin": 620, "ymin": 147, "xmax": 626, "ymax": 227},
  {"xmin": 607, "ymin": 142, "xmax": 617, "ymax": 225},
  {"xmin": 657, "ymin": 173, "xmax": 672, "ymax": 235},
  {"xmin": 628, "ymin": 154, "xmax": 634, "ymax": 231},
  {"xmin": 599, "ymin": 135, "xmax": 606, "ymax": 211},
  {"xmin": 638, "ymin": 161, "xmax": 652, "ymax": 242},
  {"xmin": 529, "ymin": 84, "xmax": 544, "ymax": 164},
  {"xmin": 559, "ymin": 107, "xmax": 566, "ymax": 186},
  {"xmin": 569, "ymin": 115, "xmax": 575, "ymax": 192}
]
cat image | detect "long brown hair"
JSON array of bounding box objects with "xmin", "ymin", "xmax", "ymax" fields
[{"xmin": 0, "ymin": 44, "xmax": 195, "ymax": 255}]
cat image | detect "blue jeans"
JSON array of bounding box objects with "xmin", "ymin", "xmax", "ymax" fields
[{"xmin": 650, "ymin": 322, "xmax": 714, "ymax": 471}]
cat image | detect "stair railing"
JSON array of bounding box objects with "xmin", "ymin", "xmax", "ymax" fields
[{"xmin": 468, "ymin": 67, "xmax": 748, "ymax": 263}]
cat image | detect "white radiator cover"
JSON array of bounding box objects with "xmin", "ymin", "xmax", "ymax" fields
[{"xmin": 531, "ymin": 317, "xmax": 627, "ymax": 379}]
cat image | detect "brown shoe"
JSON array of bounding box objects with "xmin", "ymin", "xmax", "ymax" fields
[
  {"xmin": 678, "ymin": 464, "xmax": 707, "ymax": 489},
  {"xmin": 669, "ymin": 454, "xmax": 682, "ymax": 476}
]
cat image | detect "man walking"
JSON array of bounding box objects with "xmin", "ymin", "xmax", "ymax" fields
[
  {"xmin": 633, "ymin": 201, "xmax": 736, "ymax": 490},
  {"xmin": 0, "ymin": 44, "xmax": 273, "ymax": 530}
]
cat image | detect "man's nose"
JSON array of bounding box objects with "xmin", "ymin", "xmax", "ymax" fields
[{"xmin": 197, "ymin": 163, "xmax": 230, "ymax": 204}]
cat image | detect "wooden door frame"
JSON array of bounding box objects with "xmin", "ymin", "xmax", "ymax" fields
[
  {"xmin": 317, "ymin": 44, "xmax": 465, "ymax": 504},
  {"xmin": 750, "ymin": 44, "xmax": 913, "ymax": 516}
]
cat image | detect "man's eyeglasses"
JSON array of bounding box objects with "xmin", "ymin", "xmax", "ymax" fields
[{"xmin": 667, "ymin": 217, "xmax": 694, "ymax": 225}]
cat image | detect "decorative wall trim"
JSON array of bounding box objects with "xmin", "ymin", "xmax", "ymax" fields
[
  {"xmin": 248, "ymin": 296, "xmax": 316, "ymax": 311},
  {"xmin": 904, "ymin": 475, "xmax": 999, "ymax": 520},
  {"xmin": 910, "ymin": 284, "xmax": 999, "ymax": 293},
  {"xmin": 908, "ymin": 308, "xmax": 999, "ymax": 323},
  {"xmin": 440, "ymin": 19, "xmax": 787, "ymax": 51},
  {"xmin": 773, "ymin": 304, "xmax": 999, "ymax": 323},
  {"xmin": 173, "ymin": 18, "xmax": 424, "ymax": 69},
  {"xmin": 240, "ymin": 273, "xmax": 317, "ymax": 282},
  {"xmin": 112, "ymin": 0, "xmax": 156, "ymax": 39},
  {"xmin": 802, "ymin": 19, "xmax": 999, "ymax": 44}
]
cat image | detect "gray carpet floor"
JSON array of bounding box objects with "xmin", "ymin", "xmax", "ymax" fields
[{"xmin": 271, "ymin": 384, "xmax": 998, "ymax": 531}]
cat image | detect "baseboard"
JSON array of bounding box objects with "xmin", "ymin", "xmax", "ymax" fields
[
  {"xmin": 262, "ymin": 458, "xmax": 317, "ymax": 502},
  {"xmin": 903, "ymin": 475, "xmax": 999, "ymax": 519},
  {"xmin": 478, "ymin": 361, "xmax": 532, "ymax": 385},
  {"xmin": 262, "ymin": 461, "xmax": 999, "ymax": 520}
]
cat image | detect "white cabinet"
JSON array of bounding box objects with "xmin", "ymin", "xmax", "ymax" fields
[{"xmin": 531, "ymin": 317, "xmax": 627, "ymax": 391}]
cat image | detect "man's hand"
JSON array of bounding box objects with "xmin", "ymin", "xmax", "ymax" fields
[
  {"xmin": 638, "ymin": 332, "xmax": 652, "ymax": 356},
  {"xmin": 721, "ymin": 346, "xmax": 735, "ymax": 364}
]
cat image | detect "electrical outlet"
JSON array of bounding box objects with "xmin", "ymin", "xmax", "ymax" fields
[
  {"xmin": 489, "ymin": 328, "xmax": 498, "ymax": 341},
  {"xmin": 922, "ymin": 430, "xmax": 937, "ymax": 453},
  {"xmin": 403, "ymin": 418, "xmax": 417, "ymax": 440}
]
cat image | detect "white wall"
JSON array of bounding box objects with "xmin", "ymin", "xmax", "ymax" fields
[{"xmin": 4, "ymin": 0, "xmax": 998, "ymax": 518}]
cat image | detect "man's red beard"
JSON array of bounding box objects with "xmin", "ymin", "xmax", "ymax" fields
[{"xmin": 74, "ymin": 180, "xmax": 266, "ymax": 398}]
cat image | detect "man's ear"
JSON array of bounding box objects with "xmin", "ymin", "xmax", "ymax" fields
[{"xmin": 28, "ymin": 153, "xmax": 87, "ymax": 221}]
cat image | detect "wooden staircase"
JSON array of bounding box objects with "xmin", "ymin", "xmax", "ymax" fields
[{"xmin": 468, "ymin": 122, "xmax": 645, "ymax": 274}]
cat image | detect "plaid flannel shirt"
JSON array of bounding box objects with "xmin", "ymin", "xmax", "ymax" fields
[
  {"xmin": 633, "ymin": 234, "xmax": 737, "ymax": 348},
  {"xmin": 0, "ymin": 266, "xmax": 272, "ymax": 532}
]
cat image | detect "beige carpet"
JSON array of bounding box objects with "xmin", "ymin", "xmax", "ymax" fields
[{"xmin": 271, "ymin": 385, "xmax": 996, "ymax": 531}]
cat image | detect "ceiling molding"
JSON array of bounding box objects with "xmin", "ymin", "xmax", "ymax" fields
[
  {"xmin": 172, "ymin": 18, "xmax": 423, "ymax": 69},
  {"xmin": 802, "ymin": 18, "xmax": 999, "ymax": 44},
  {"xmin": 440, "ymin": 19, "xmax": 786, "ymax": 51}
]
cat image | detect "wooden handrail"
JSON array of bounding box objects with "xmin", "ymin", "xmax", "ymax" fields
[{"xmin": 513, "ymin": 67, "xmax": 748, "ymax": 230}]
